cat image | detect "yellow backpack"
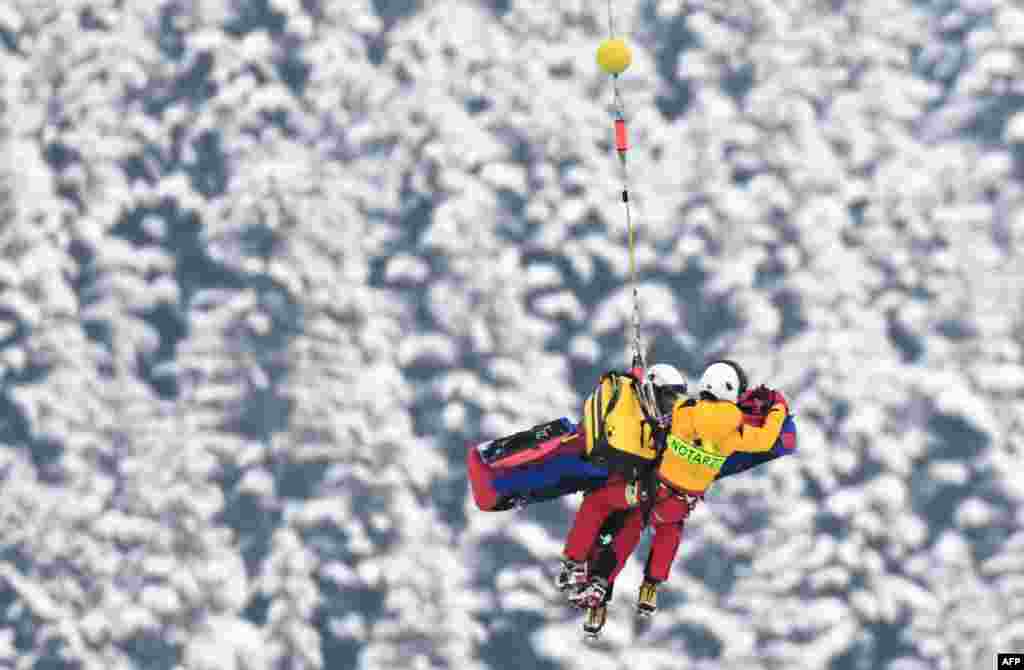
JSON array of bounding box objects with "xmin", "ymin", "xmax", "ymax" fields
[{"xmin": 582, "ymin": 371, "xmax": 659, "ymax": 479}]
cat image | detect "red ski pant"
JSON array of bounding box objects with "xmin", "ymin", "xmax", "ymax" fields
[{"xmin": 564, "ymin": 482, "xmax": 698, "ymax": 583}]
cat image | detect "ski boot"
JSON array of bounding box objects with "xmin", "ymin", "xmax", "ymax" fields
[
  {"xmin": 555, "ymin": 558, "xmax": 588, "ymax": 593},
  {"xmin": 636, "ymin": 579, "xmax": 658, "ymax": 617},
  {"xmin": 569, "ymin": 576, "xmax": 609, "ymax": 610},
  {"xmin": 583, "ymin": 602, "xmax": 608, "ymax": 641}
]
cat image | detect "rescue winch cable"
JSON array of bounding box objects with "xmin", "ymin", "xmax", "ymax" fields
[{"xmin": 596, "ymin": 2, "xmax": 664, "ymax": 424}]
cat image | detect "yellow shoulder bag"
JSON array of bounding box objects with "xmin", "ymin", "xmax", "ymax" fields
[{"xmin": 582, "ymin": 371, "xmax": 658, "ymax": 479}]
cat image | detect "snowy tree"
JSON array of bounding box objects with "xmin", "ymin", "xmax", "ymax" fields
[{"xmin": 0, "ymin": 1, "xmax": 1021, "ymax": 669}]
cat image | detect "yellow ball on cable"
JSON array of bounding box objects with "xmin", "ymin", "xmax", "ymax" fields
[{"xmin": 596, "ymin": 38, "xmax": 632, "ymax": 76}]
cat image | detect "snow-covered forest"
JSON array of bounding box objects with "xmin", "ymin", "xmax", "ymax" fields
[{"xmin": 0, "ymin": 1, "xmax": 1022, "ymax": 669}]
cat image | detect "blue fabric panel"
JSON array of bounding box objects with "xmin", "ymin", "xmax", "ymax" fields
[
  {"xmin": 493, "ymin": 455, "xmax": 608, "ymax": 495},
  {"xmin": 716, "ymin": 451, "xmax": 778, "ymax": 479},
  {"xmin": 715, "ymin": 414, "xmax": 798, "ymax": 480}
]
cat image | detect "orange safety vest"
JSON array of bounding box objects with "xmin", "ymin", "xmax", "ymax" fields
[{"xmin": 658, "ymin": 398, "xmax": 785, "ymax": 493}]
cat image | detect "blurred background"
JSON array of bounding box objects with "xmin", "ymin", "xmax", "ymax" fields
[{"xmin": 0, "ymin": 1, "xmax": 1022, "ymax": 669}]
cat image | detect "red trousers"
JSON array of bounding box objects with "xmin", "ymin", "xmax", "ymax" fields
[{"xmin": 564, "ymin": 480, "xmax": 698, "ymax": 583}]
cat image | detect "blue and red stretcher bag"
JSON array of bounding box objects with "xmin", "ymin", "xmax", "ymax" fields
[{"xmin": 467, "ymin": 418, "xmax": 609, "ymax": 511}]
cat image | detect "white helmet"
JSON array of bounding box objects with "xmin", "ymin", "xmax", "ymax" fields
[
  {"xmin": 698, "ymin": 360, "xmax": 747, "ymax": 403},
  {"xmin": 646, "ymin": 363, "xmax": 686, "ymax": 389},
  {"xmin": 646, "ymin": 363, "xmax": 687, "ymax": 415}
]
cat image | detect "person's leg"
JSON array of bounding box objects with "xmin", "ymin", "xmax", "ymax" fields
[
  {"xmin": 606, "ymin": 507, "xmax": 647, "ymax": 584},
  {"xmin": 644, "ymin": 522, "xmax": 683, "ymax": 582},
  {"xmin": 634, "ymin": 495, "xmax": 695, "ymax": 616},
  {"xmin": 576, "ymin": 504, "xmax": 650, "ymax": 611},
  {"xmin": 643, "ymin": 495, "xmax": 695, "ymax": 582},
  {"xmin": 587, "ymin": 510, "xmax": 628, "ymax": 579},
  {"xmin": 563, "ymin": 480, "xmax": 630, "ymax": 561}
]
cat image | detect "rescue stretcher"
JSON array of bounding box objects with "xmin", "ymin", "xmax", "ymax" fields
[{"xmin": 468, "ymin": 414, "xmax": 797, "ymax": 512}]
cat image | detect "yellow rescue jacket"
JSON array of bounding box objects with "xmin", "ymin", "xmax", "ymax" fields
[{"xmin": 658, "ymin": 398, "xmax": 786, "ymax": 493}]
